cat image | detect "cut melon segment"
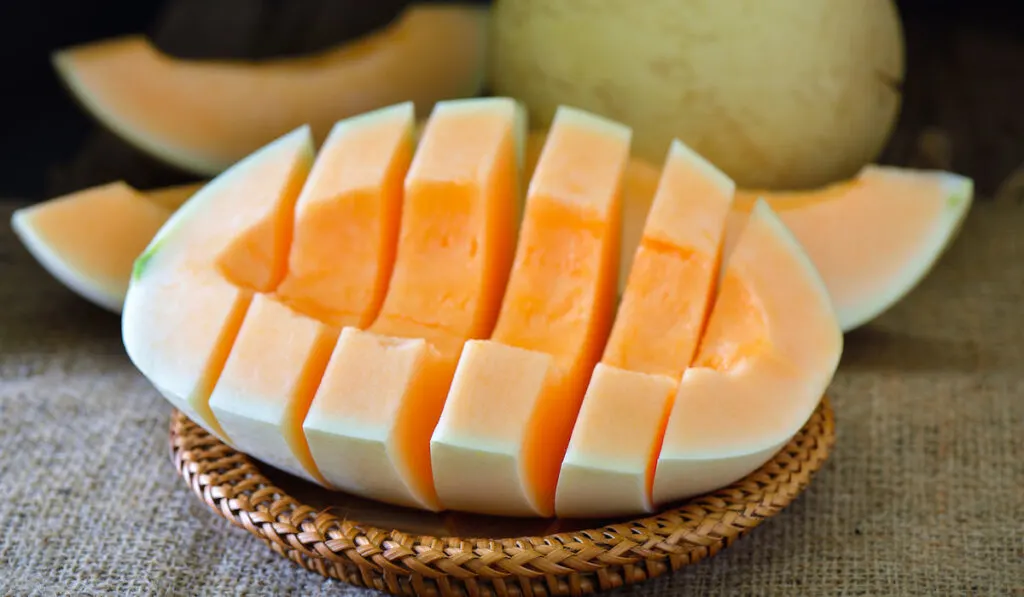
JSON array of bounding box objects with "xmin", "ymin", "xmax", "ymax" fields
[
  {"xmin": 554, "ymin": 139, "xmax": 735, "ymax": 518},
  {"xmin": 554, "ymin": 364, "xmax": 675, "ymax": 518},
  {"xmin": 303, "ymin": 327, "xmax": 450, "ymax": 510},
  {"xmin": 369, "ymin": 97, "xmax": 523, "ymax": 341},
  {"xmin": 602, "ymin": 139, "xmax": 735, "ymax": 378},
  {"xmin": 523, "ymin": 129, "xmax": 662, "ymax": 294},
  {"xmin": 11, "ymin": 182, "xmax": 172, "ymax": 313},
  {"xmin": 208, "ymin": 294, "xmax": 338, "ymax": 485},
  {"xmin": 728, "ymin": 165, "xmax": 974, "ymax": 330},
  {"xmin": 275, "ymin": 102, "xmax": 415, "ymax": 328},
  {"xmin": 122, "ymin": 127, "xmax": 314, "ymax": 442},
  {"xmin": 653, "ymin": 200, "xmax": 842, "ymax": 505},
  {"xmin": 53, "ymin": 4, "xmax": 488, "ymax": 175},
  {"xmin": 302, "ymin": 97, "xmax": 525, "ymax": 502},
  {"xmin": 431, "ymin": 106, "xmax": 630, "ymax": 517}
]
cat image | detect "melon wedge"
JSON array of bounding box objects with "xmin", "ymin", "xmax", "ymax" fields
[
  {"xmin": 301, "ymin": 97, "xmax": 524, "ymax": 510},
  {"xmin": 53, "ymin": 4, "xmax": 488, "ymax": 175},
  {"xmin": 523, "ymin": 129, "xmax": 661, "ymax": 294},
  {"xmin": 430, "ymin": 106, "xmax": 630, "ymax": 517},
  {"xmin": 122, "ymin": 126, "xmax": 314, "ymax": 442},
  {"xmin": 275, "ymin": 101, "xmax": 414, "ymax": 328},
  {"xmin": 652, "ymin": 200, "xmax": 843, "ymax": 506},
  {"xmin": 728, "ymin": 166, "xmax": 974, "ymax": 330},
  {"xmin": 207, "ymin": 105, "xmax": 417, "ymax": 484},
  {"xmin": 555, "ymin": 139, "xmax": 735, "ymax": 518},
  {"xmin": 12, "ymin": 182, "xmax": 173, "ymax": 313}
]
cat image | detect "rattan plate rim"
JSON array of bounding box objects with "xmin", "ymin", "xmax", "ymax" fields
[{"xmin": 169, "ymin": 397, "xmax": 835, "ymax": 596}]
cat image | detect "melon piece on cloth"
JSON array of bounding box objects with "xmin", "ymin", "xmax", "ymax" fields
[
  {"xmin": 653, "ymin": 200, "xmax": 843, "ymax": 506},
  {"xmin": 53, "ymin": 4, "xmax": 488, "ymax": 176},
  {"xmin": 728, "ymin": 166, "xmax": 974, "ymax": 331},
  {"xmin": 554, "ymin": 139, "xmax": 735, "ymax": 518},
  {"xmin": 430, "ymin": 106, "xmax": 629, "ymax": 517},
  {"xmin": 12, "ymin": 182, "xmax": 173, "ymax": 313},
  {"xmin": 302, "ymin": 97, "xmax": 524, "ymax": 510},
  {"xmin": 122, "ymin": 127, "xmax": 315, "ymax": 444},
  {"xmin": 208, "ymin": 104, "xmax": 419, "ymax": 485}
]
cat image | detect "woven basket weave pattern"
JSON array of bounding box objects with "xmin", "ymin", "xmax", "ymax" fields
[{"xmin": 170, "ymin": 398, "xmax": 834, "ymax": 597}]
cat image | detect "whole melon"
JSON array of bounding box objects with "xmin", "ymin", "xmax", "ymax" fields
[{"xmin": 488, "ymin": 0, "xmax": 905, "ymax": 190}]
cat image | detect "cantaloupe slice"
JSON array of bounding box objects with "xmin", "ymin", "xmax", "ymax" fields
[
  {"xmin": 430, "ymin": 106, "xmax": 630, "ymax": 517},
  {"xmin": 554, "ymin": 139, "xmax": 735, "ymax": 518},
  {"xmin": 53, "ymin": 4, "xmax": 488, "ymax": 175},
  {"xmin": 122, "ymin": 126, "xmax": 314, "ymax": 442},
  {"xmin": 207, "ymin": 105, "xmax": 417, "ymax": 483},
  {"xmin": 302, "ymin": 97, "xmax": 524, "ymax": 509},
  {"xmin": 12, "ymin": 182, "xmax": 173, "ymax": 313},
  {"xmin": 727, "ymin": 166, "xmax": 974, "ymax": 330},
  {"xmin": 275, "ymin": 101, "xmax": 414, "ymax": 328},
  {"xmin": 652, "ymin": 200, "xmax": 843, "ymax": 506}
]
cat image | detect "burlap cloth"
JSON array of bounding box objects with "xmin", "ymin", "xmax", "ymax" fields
[{"xmin": 1, "ymin": 192, "xmax": 1022, "ymax": 596}]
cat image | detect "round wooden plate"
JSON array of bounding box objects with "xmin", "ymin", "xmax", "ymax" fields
[{"xmin": 170, "ymin": 398, "xmax": 835, "ymax": 596}]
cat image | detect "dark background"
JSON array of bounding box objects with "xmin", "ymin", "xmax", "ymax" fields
[{"xmin": 0, "ymin": 0, "xmax": 1021, "ymax": 202}]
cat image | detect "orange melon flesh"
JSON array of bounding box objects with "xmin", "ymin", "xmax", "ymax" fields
[
  {"xmin": 275, "ymin": 102, "xmax": 414, "ymax": 328},
  {"xmin": 430, "ymin": 106, "xmax": 629, "ymax": 517},
  {"xmin": 11, "ymin": 182, "xmax": 172, "ymax": 313},
  {"xmin": 302, "ymin": 98, "xmax": 523, "ymax": 506},
  {"xmin": 121, "ymin": 127, "xmax": 314, "ymax": 443},
  {"xmin": 726, "ymin": 166, "xmax": 974, "ymax": 330},
  {"xmin": 208, "ymin": 294, "xmax": 338, "ymax": 484},
  {"xmin": 652, "ymin": 200, "xmax": 843, "ymax": 506},
  {"xmin": 53, "ymin": 5, "xmax": 488, "ymax": 176},
  {"xmin": 554, "ymin": 140, "xmax": 735, "ymax": 518},
  {"xmin": 523, "ymin": 129, "xmax": 661, "ymax": 294}
]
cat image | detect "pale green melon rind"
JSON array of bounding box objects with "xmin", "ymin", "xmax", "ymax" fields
[
  {"xmin": 838, "ymin": 167, "xmax": 974, "ymax": 331},
  {"xmin": 122, "ymin": 126, "xmax": 314, "ymax": 446},
  {"xmin": 129, "ymin": 126, "xmax": 314, "ymax": 283}
]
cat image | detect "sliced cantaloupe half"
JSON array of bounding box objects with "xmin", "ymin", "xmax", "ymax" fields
[
  {"xmin": 652, "ymin": 200, "xmax": 843, "ymax": 506},
  {"xmin": 12, "ymin": 182, "xmax": 175, "ymax": 313},
  {"xmin": 554, "ymin": 140, "xmax": 735, "ymax": 518},
  {"xmin": 429, "ymin": 106, "xmax": 630, "ymax": 517},
  {"xmin": 727, "ymin": 166, "xmax": 974, "ymax": 330},
  {"xmin": 122, "ymin": 126, "xmax": 315, "ymax": 443},
  {"xmin": 207, "ymin": 104, "xmax": 420, "ymax": 484},
  {"xmin": 53, "ymin": 4, "xmax": 488, "ymax": 176},
  {"xmin": 301, "ymin": 97, "xmax": 524, "ymax": 510},
  {"xmin": 122, "ymin": 101, "xmax": 846, "ymax": 519}
]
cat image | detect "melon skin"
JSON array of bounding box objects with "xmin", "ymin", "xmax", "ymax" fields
[
  {"xmin": 123, "ymin": 126, "xmax": 316, "ymax": 444},
  {"xmin": 53, "ymin": 4, "xmax": 489, "ymax": 176},
  {"xmin": 489, "ymin": 0, "xmax": 904, "ymax": 190}
]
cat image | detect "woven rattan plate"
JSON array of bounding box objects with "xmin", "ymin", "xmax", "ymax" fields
[{"xmin": 170, "ymin": 397, "xmax": 834, "ymax": 596}]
